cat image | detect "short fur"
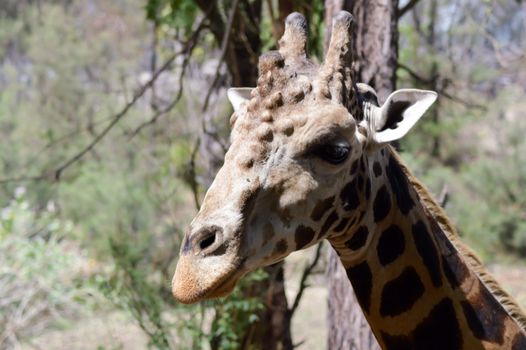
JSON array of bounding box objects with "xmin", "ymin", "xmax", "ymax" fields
[{"xmin": 389, "ymin": 147, "xmax": 526, "ymax": 331}]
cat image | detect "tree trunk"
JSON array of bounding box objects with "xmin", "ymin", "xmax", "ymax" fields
[
  {"xmin": 327, "ymin": 249, "xmax": 380, "ymax": 350},
  {"xmin": 324, "ymin": 1, "xmax": 399, "ymax": 349}
]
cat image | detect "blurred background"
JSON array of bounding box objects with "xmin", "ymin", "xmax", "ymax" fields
[{"xmin": 0, "ymin": 0, "xmax": 525, "ymax": 349}]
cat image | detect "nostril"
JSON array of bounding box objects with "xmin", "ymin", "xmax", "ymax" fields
[
  {"xmin": 190, "ymin": 225, "xmax": 224, "ymax": 255},
  {"xmin": 199, "ymin": 232, "xmax": 216, "ymax": 250}
]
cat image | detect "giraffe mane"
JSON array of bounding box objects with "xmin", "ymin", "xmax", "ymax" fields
[{"xmin": 388, "ymin": 146, "xmax": 526, "ymax": 331}]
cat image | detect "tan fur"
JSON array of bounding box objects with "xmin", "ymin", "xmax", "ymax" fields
[{"xmin": 388, "ymin": 146, "xmax": 526, "ymax": 331}]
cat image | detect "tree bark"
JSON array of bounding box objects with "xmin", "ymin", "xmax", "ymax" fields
[
  {"xmin": 327, "ymin": 249, "xmax": 380, "ymax": 350},
  {"xmin": 325, "ymin": 1, "xmax": 399, "ymax": 349}
]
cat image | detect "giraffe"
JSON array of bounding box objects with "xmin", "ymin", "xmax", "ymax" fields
[{"xmin": 172, "ymin": 11, "xmax": 526, "ymax": 350}]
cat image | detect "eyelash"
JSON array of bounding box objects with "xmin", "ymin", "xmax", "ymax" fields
[{"xmin": 312, "ymin": 143, "xmax": 350, "ymax": 165}]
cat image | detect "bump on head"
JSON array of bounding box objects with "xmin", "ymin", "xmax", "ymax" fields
[
  {"xmin": 256, "ymin": 51, "xmax": 285, "ymax": 99},
  {"xmin": 244, "ymin": 11, "xmax": 360, "ymax": 129},
  {"xmin": 258, "ymin": 51, "xmax": 285, "ymax": 77},
  {"xmin": 264, "ymin": 91, "xmax": 284, "ymax": 109},
  {"xmin": 256, "ymin": 124, "xmax": 273, "ymax": 142}
]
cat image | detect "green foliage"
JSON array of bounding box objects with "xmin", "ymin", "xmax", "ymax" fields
[
  {"xmin": 99, "ymin": 238, "xmax": 176, "ymax": 349},
  {"xmin": 306, "ymin": 0, "xmax": 326, "ymax": 59},
  {"xmin": 457, "ymin": 92, "xmax": 526, "ymax": 258},
  {"xmin": 398, "ymin": 0, "xmax": 526, "ymax": 259},
  {"xmin": 58, "ymin": 164, "xmax": 157, "ymax": 256},
  {"xmin": 145, "ymin": 0, "xmax": 198, "ymax": 33},
  {"xmin": 209, "ymin": 270, "xmax": 266, "ymax": 350},
  {"xmin": 0, "ymin": 188, "xmax": 95, "ymax": 347},
  {"xmin": 401, "ymin": 87, "xmax": 526, "ymax": 260},
  {"xmin": 100, "ymin": 233, "xmax": 266, "ymax": 350},
  {"xmin": 259, "ymin": 0, "xmax": 325, "ymax": 59}
]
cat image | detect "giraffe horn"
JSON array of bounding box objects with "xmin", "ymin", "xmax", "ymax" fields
[
  {"xmin": 317, "ymin": 11, "xmax": 356, "ymax": 104},
  {"xmin": 325, "ymin": 11, "xmax": 354, "ymax": 70},
  {"xmin": 278, "ymin": 12, "xmax": 308, "ymax": 64}
]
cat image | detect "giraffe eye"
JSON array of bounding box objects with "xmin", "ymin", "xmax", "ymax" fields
[{"xmin": 314, "ymin": 143, "xmax": 350, "ymax": 165}]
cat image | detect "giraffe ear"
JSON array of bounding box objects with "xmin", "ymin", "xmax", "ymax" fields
[
  {"xmin": 227, "ymin": 88, "xmax": 253, "ymax": 112},
  {"xmin": 370, "ymin": 89, "xmax": 437, "ymax": 144}
]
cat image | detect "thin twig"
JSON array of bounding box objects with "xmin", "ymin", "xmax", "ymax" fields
[
  {"xmin": 397, "ymin": 63, "xmax": 487, "ymax": 111},
  {"xmin": 0, "ymin": 4, "xmax": 218, "ymax": 184},
  {"xmin": 288, "ymin": 242, "xmax": 324, "ymax": 317},
  {"xmin": 128, "ymin": 11, "xmax": 211, "ymax": 138},
  {"xmin": 46, "ymin": 52, "xmax": 177, "ymax": 181},
  {"xmin": 0, "ymin": 173, "xmax": 49, "ymax": 184},
  {"xmin": 265, "ymin": 0, "xmax": 275, "ymax": 22},
  {"xmin": 201, "ymin": 0, "xmax": 240, "ymax": 113},
  {"xmin": 440, "ymin": 89, "xmax": 487, "ymax": 111},
  {"xmin": 201, "ymin": 124, "xmax": 229, "ymax": 154},
  {"xmin": 127, "ymin": 41, "xmax": 195, "ymax": 138},
  {"xmin": 438, "ymin": 184, "xmax": 449, "ymax": 208},
  {"xmin": 397, "ymin": 62, "xmax": 434, "ymax": 84},
  {"xmin": 189, "ymin": 138, "xmax": 201, "ymax": 210},
  {"xmin": 398, "ymin": 0, "xmax": 421, "ymax": 19},
  {"xmin": 21, "ymin": 115, "xmax": 117, "ymax": 169},
  {"xmin": 466, "ymin": 12, "xmax": 509, "ymax": 69},
  {"xmin": 0, "ymin": 52, "xmax": 179, "ymax": 184},
  {"xmin": 197, "ymin": 0, "xmax": 240, "ymax": 157}
]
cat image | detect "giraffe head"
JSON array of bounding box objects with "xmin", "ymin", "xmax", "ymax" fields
[{"xmin": 172, "ymin": 11, "xmax": 436, "ymax": 304}]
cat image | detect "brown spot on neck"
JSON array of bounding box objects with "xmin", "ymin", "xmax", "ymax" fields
[
  {"xmin": 273, "ymin": 239, "xmax": 288, "ymax": 255},
  {"xmin": 262, "ymin": 222, "xmax": 275, "ymax": 245},
  {"xmin": 462, "ymin": 284, "xmax": 507, "ymax": 344},
  {"xmin": 295, "ymin": 225, "xmax": 315, "ymax": 249},
  {"xmin": 512, "ymin": 332, "xmax": 526, "ymax": 350},
  {"xmin": 310, "ymin": 196, "xmax": 335, "ymax": 221},
  {"xmin": 318, "ymin": 211, "xmax": 339, "ymax": 240},
  {"xmin": 381, "ymin": 297, "xmax": 462, "ymax": 350}
]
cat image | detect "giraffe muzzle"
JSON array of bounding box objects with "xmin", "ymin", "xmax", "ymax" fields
[{"xmin": 172, "ymin": 221, "xmax": 247, "ymax": 304}]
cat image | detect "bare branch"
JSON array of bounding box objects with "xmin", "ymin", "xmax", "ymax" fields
[
  {"xmin": 194, "ymin": 0, "xmax": 240, "ymax": 167},
  {"xmin": 128, "ymin": 11, "xmax": 211, "ymax": 137},
  {"xmin": 24, "ymin": 115, "xmax": 117, "ymax": 167},
  {"xmin": 438, "ymin": 184, "xmax": 449, "ymax": 208},
  {"xmin": 288, "ymin": 242, "xmax": 324, "ymax": 317},
  {"xmin": 189, "ymin": 138, "xmax": 201, "ymax": 210},
  {"xmin": 398, "ymin": 0, "xmax": 421, "ymax": 19},
  {"xmin": 51, "ymin": 54, "xmax": 177, "ymax": 181},
  {"xmin": 201, "ymin": 0, "xmax": 240, "ymax": 113},
  {"xmin": 0, "ymin": 51, "xmax": 179, "ymax": 185},
  {"xmin": 397, "ymin": 62, "xmax": 434, "ymax": 84},
  {"xmin": 266, "ymin": 0, "xmax": 276, "ymax": 24},
  {"xmin": 0, "ymin": 4, "xmax": 220, "ymax": 185},
  {"xmin": 397, "ymin": 63, "xmax": 487, "ymax": 111},
  {"xmin": 0, "ymin": 174, "xmax": 49, "ymax": 184},
  {"xmin": 292, "ymin": 339, "xmax": 307, "ymax": 349},
  {"xmin": 439, "ymin": 89, "xmax": 487, "ymax": 111},
  {"xmin": 126, "ymin": 43, "xmax": 195, "ymax": 138}
]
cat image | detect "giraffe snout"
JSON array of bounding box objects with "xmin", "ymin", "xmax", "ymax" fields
[{"xmin": 173, "ymin": 223, "xmax": 245, "ymax": 304}]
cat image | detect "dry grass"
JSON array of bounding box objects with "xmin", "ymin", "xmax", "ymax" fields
[{"xmin": 16, "ymin": 312, "xmax": 148, "ymax": 350}]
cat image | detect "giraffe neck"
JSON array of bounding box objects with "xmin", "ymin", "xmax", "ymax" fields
[{"xmin": 328, "ymin": 147, "xmax": 526, "ymax": 350}]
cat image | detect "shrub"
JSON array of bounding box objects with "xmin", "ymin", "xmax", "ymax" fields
[{"xmin": 0, "ymin": 187, "xmax": 92, "ymax": 348}]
